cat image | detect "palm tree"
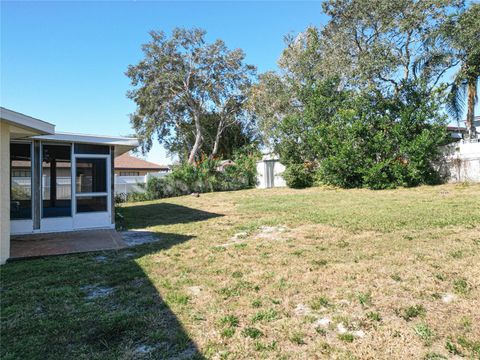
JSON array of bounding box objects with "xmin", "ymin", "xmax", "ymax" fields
[
  {"xmin": 445, "ymin": 4, "xmax": 480, "ymax": 139},
  {"xmin": 446, "ymin": 68, "xmax": 478, "ymax": 139}
]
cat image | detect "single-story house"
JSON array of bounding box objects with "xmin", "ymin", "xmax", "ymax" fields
[
  {"xmin": 447, "ymin": 125, "xmax": 467, "ymax": 141},
  {"xmin": 0, "ymin": 107, "xmax": 138, "ymax": 264},
  {"xmin": 115, "ymin": 153, "xmax": 170, "ymax": 176}
]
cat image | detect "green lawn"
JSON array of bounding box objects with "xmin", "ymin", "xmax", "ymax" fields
[{"xmin": 2, "ymin": 184, "xmax": 480, "ymax": 359}]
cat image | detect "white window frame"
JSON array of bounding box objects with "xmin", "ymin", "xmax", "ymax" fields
[
  {"xmin": 10, "ymin": 141, "xmax": 34, "ymax": 235},
  {"xmin": 39, "ymin": 142, "xmax": 74, "ymax": 220},
  {"xmin": 73, "ymin": 153, "xmax": 111, "ymax": 215}
]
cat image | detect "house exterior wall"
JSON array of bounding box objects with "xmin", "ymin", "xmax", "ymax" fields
[{"xmin": 0, "ymin": 122, "xmax": 11, "ymax": 264}]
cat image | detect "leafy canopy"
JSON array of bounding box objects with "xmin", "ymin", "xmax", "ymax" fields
[{"xmin": 126, "ymin": 28, "xmax": 256, "ymax": 163}]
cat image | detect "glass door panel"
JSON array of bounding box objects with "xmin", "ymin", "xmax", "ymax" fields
[{"xmin": 42, "ymin": 144, "xmax": 72, "ymax": 218}]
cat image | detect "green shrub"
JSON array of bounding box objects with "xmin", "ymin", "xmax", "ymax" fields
[
  {"xmin": 134, "ymin": 149, "xmax": 259, "ymax": 201},
  {"xmin": 283, "ymin": 163, "xmax": 314, "ymax": 189},
  {"xmin": 276, "ymin": 78, "xmax": 448, "ymax": 189}
]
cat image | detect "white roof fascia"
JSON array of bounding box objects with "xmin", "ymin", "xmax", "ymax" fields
[
  {"xmin": 0, "ymin": 107, "xmax": 55, "ymax": 134},
  {"xmin": 31, "ymin": 132, "xmax": 139, "ymax": 157},
  {"xmin": 31, "ymin": 132, "xmax": 139, "ymax": 147}
]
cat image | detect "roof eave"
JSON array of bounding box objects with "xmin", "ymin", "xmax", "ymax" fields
[
  {"xmin": 0, "ymin": 107, "xmax": 55, "ymax": 135},
  {"xmin": 29, "ymin": 133, "xmax": 139, "ymax": 157}
]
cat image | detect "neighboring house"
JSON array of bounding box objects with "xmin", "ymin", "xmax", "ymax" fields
[
  {"xmin": 115, "ymin": 153, "xmax": 169, "ymax": 176},
  {"xmin": 447, "ymin": 116, "xmax": 480, "ymax": 140},
  {"xmin": 0, "ymin": 107, "xmax": 138, "ymax": 264},
  {"xmin": 447, "ymin": 125, "xmax": 467, "ymax": 141},
  {"xmin": 443, "ymin": 117, "xmax": 480, "ymax": 182}
]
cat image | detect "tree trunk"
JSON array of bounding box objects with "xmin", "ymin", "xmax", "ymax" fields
[
  {"xmin": 466, "ymin": 76, "xmax": 477, "ymax": 139},
  {"xmin": 210, "ymin": 119, "xmax": 224, "ymax": 160},
  {"xmin": 188, "ymin": 112, "xmax": 202, "ymax": 164}
]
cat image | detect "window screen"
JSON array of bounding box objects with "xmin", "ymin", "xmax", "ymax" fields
[
  {"xmin": 76, "ymin": 158, "xmax": 107, "ymax": 193},
  {"xmin": 10, "ymin": 143, "xmax": 32, "ymax": 220},
  {"xmin": 76, "ymin": 196, "xmax": 107, "ymax": 213},
  {"xmin": 42, "ymin": 144, "xmax": 72, "ymax": 218},
  {"xmin": 74, "ymin": 144, "xmax": 109, "ymax": 154}
]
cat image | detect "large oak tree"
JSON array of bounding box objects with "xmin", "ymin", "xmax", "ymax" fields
[{"xmin": 126, "ymin": 28, "xmax": 256, "ymax": 163}]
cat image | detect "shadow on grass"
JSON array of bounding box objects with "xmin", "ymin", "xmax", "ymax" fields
[
  {"xmin": 118, "ymin": 202, "xmax": 224, "ymax": 229},
  {"xmin": 0, "ymin": 231, "xmax": 206, "ymax": 360}
]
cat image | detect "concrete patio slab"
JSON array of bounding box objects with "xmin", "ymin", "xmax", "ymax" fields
[{"xmin": 10, "ymin": 229, "xmax": 127, "ymax": 260}]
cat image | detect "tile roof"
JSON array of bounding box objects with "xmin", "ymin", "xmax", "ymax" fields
[{"xmin": 114, "ymin": 153, "xmax": 168, "ymax": 170}]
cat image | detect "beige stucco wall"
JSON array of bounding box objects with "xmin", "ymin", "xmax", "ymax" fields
[{"xmin": 0, "ymin": 122, "xmax": 10, "ymax": 264}]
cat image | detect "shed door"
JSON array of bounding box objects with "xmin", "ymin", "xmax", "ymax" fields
[{"xmin": 265, "ymin": 161, "xmax": 275, "ymax": 188}]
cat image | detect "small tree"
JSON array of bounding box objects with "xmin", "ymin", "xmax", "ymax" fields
[{"xmin": 126, "ymin": 28, "xmax": 256, "ymax": 163}]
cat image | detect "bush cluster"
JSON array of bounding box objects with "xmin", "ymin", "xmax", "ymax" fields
[
  {"xmin": 282, "ymin": 163, "xmax": 314, "ymax": 189},
  {"xmin": 117, "ymin": 150, "xmax": 258, "ymax": 202},
  {"xmin": 277, "ymin": 80, "xmax": 448, "ymax": 190}
]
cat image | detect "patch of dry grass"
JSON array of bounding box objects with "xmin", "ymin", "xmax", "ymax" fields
[{"xmin": 121, "ymin": 183, "xmax": 480, "ymax": 359}]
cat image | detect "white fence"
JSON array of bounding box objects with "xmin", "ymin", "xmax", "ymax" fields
[
  {"xmin": 441, "ymin": 140, "xmax": 480, "ymax": 183},
  {"xmin": 12, "ymin": 176, "xmax": 72, "ymax": 200},
  {"xmin": 114, "ymin": 173, "xmax": 167, "ymax": 195}
]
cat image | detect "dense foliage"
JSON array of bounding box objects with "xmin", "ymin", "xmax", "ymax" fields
[
  {"xmin": 277, "ymin": 79, "xmax": 448, "ymax": 189},
  {"xmin": 248, "ymin": 0, "xmax": 474, "ymax": 190},
  {"xmin": 127, "ymin": 28, "xmax": 256, "ymax": 163},
  {"xmin": 120, "ymin": 149, "xmax": 259, "ymax": 202},
  {"xmin": 126, "ymin": 1, "xmax": 476, "ymax": 192},
  {"xmin": 170, "ymin": 112, "xmax": 259, "ymax": 161},
  {"xmin": 282, "ymin": 163, "xmax": 314, "ymax": 189}
]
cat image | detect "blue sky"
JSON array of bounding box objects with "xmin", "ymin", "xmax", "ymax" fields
[
  {"xmin": 1, "ymin": 1, "xmax": 326, "ymax": 164},
  {"xmin": 1, "ymin": 1, "xmax": 476, "ymax": 164}
]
